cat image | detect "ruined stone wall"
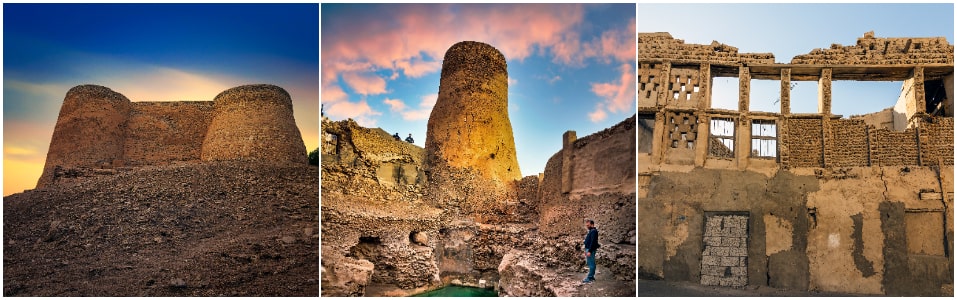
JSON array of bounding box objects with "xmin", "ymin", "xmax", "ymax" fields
[
  {"xmin": 202, "ymin": 84, "xmax": 307, "ymax": 164},
  {"xmin": 785, "ymin": 118, "xmax": 823, "ymax": 167},
  {"xmin": 426, "ymin": 41, "xmax": 521, "ymax": 185},
  {"xmin": 792, "ymin": 34, "xmax": 954, "ymax": 65},
  {"xmin": 38, "ymin": 85, "xmax": 132, "ymax": 189},
  {"xmin": 829, "ymin": 119, "xmax": 869, "ymax": 167},
  {"xmin": 639, "ymin": 32, "xmax": 774, "ymax": 65},
  {"xmin": 919, "ymin": 117, "xmax": 955, "ymax": 166},
  {"xmin": 871, "ymin": 128, "xmax": 919, "ymax": 166},
  {"xmin": 124, "ymin": 101, "xmax": 214, "ymax": 166},
  {"xmin": 536, "ymin": 116, "xmax": 637, "ymax": 281}
]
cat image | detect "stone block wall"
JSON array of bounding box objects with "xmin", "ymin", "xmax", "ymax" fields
[
  {"xmin": 124, "ymin": 101, "xmax": 214, "ymax": 166},
  {"xmin": 638, "ymin": 32, "xmax": 774, "ymax": 65},
  {"xmin": 871, "ymin": 128, "xmax": 919, "ymax": 166},
  {"xmin": 828, "ymin": 119, "xmax": 869, "ymax": 167},
  {"xmin": 919, "ymin": 117, "xmax": 955, "ymax": 166},
  {"xmin": 786, "ymin": 119, "xmax": 823, "ymax": 167},
  {"xmin": 792, "ymin": 35, "xmax": 954, "ymax": 65},
  {"xmin": 201, "ymin": 84, "xmax": 307, "ymax": 164},
  {"xmin": 38, "ymin": 84, "xmax": 308, "ymax": 189},
  {"xmin": 38, "ymin": 85, "xmax": 132, "ymax": 188}
]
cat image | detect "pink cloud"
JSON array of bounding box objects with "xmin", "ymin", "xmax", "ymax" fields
[
  {"xmin": 383, "ymin": 98, "xmax": 407, "ymax": 112},
  {"xmin": 341, "ymin": 72, "xmax": 388, "ymax": 95},
  {"xmin": 589, "ymin": 63, "xmax": 636, "ymax": 122}
]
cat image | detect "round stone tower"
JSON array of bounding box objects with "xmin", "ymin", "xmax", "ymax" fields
[
  {"xmin": 37, "ymin": 85, "xmax": 132, "ymax": 188},
  {"xmin": 425, "ymin": 41, "xmax": 521, "ymax": 184},
  {"xmin": 201, "ymin": 84, "xmax": 307, "ymax": 164}
]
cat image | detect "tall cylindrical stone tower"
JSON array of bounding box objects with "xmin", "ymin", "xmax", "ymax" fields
[
  {"xmin": 201, "ymin": 84, "xmax": 307, "ymax": 164},
  {"xmin": 426, "ymin": 41, "xmax": 521, "ymax": 184},
  {"xmin": 37, "ymin": 85, "xmax": 132, "ymax": 188}
]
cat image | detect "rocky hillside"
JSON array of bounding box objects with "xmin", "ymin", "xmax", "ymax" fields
[{"xmin": 3, "ymin": 161, "xmax": 318, "ymax": 296}]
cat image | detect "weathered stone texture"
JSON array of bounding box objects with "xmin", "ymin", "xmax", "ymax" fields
[
  {"xmin": 124, "ymin": 101, "xmax": 214, "ymax": 166},
  {"xmin": 638, "ymin": 32, "xmax": 774, "ymax": 64},
  {"xmin": 700, "ymin": 214, "xmax": 749, "ymax": 287},
  {"xmin": 202, "ymin": 84, "xmax": 307, "ymax": 164},
  {"xmin": 792, "ymin": 35, "xmax": 954, "ymax": 65},
  {"xmin": 638, "ymin": 63, "xmax": 662, "ymax": 107},
  {"xmin": 871, "ymin": 128, "xmax": 919, "ymax": 166},
  {"xmin": 426, "ymin": 41, "xmax": 521, "ymax": 184},
  {"xmin": 919, "ymin": 117, "xmax": 954, "ymax": 166},
  {"xmin": 38, "ymin": 85, "xmax": 132, "ymax": 188},
  {"xmin": 786, "ymin": 119, "xmax": 823, "ymax": 167},
  {"xmin": 828, "ymin": 119, "xmax": 869, "ymax": 167}
]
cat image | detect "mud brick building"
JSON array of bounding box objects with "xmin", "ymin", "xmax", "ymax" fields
[{"xmin": 638, "ymin": 32, "xmax": 954, "ymax": 296}]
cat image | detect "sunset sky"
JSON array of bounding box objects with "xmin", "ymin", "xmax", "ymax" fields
[
  {"xmin": 321, "ymin": 4, "xmax": 636, "ymax": 178},
  {"xmin": 638, "ymin": 3, "xmax": 954, "ymax": 115},
  {"xmin": 3, "ymin": 4, "xmax": 319, "ymax": 196}
]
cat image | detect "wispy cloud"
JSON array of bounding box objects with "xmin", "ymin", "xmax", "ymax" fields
[
  {"xmin": 588, "ymin": 63, "xmax": 636, "ymax": 122},
  {"xmin": 382, "ymin": 93, "xmax": 437, "ymax": 121}
]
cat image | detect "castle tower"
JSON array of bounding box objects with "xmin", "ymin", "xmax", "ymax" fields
[
  {"xmin": 37, "ymin": 85, "xmax": 132, "ymax": 188},
  {"xmin": 201, "ymin": 84, "xmax": 307, "ymax": 164},
  {"xmin": 425, "ymin": 41, "xmax": 521, "ymax": 184}
]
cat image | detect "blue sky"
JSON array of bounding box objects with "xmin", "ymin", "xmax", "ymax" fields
[
  {"xmin": 3, "ymin": 4, "xmax": 319, "ymax": 196},
  {"xmin": 638, "ymin": 3, "xmax": 954, "ymax": 116},
  {"xmin": 321, "ymin": 4, "xmax": 636, "ymax": 178}
]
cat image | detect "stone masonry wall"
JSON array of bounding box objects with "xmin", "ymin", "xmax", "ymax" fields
[
  {"xmin": 202, "ymin": 84, "xmax": 307, "ymax": 164},
  {"xmin": 38, "ymin": 85, "xmax": 132, "ymax": 188},
  {"xmin": 792, "ymin": 33, "xmax": 954, "ymax": 65},
  {"xmin": 919, "ymin": 117, "xmax": 955, "ymax": 166},
  {"xmin": 871, "ymin": 128, "xmax": 919, "ymax": 166},
  {"xmin": 786, "ymin": 119, "xmax": 823, "ymax": 168},
  {"xmin": 124, "ymin": 101, "xmax": 214, "ymax": 166},
  {"xmin": 829, "ymin": 119, "xmax": 869, "ymax": 167},
  {"xmin": 638, "ymin": 32, "xmax": 774, "ymax": 65}
]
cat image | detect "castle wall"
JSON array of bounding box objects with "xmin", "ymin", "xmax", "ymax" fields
[
  {"xmin": 202, "ymin": 84, "xmax": 307, "ymax": 164},
  {"xmin": 38, "ymin": 85, "xmax": 132, "ymax": 188},
  {"xmin": 38, "ymin": 84, "xmax": 308, "ymax": 189},
  {"xmin": 124, "ymin": 101, "xmax": 214, "ymax": 166}
]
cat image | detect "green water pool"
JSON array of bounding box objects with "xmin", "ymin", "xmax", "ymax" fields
[{"xmin": 412, "ymin": 285, "xmax": 498, "ymax": 297}]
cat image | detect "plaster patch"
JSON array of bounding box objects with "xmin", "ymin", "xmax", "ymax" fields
[
  {"xmin": 764, "ymin": 214, "xmax": 794, "ymax": 255},
  {"xmin": 828, "ymin": 233, "xmax": 840, "ymax": 249}
]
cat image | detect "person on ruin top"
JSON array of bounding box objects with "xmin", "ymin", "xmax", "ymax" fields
[
  {"xmin": 393, "ymin": 132, "xmax": 401, "ymax": 141},
  {"xmin": 405, "ymin": 134, "xmax": 414, "ymax": 143},
  {"xmin": 582, "ymin": 219, "xmax": 600, "ymax": 284}
]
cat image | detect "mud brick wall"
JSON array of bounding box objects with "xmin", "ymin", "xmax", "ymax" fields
[
  {"xmin": 828, "ymin": 119, "xmax": 869, "ymax": 167},
  {"xmin": 919, "ymin": 117, "xmax": 955, "ymax": 166},
  {"xmin": 201, "ymin": 84, "xmax": 307, "ymax": 164},
  {"xmin": 871, "ymin": 128, "xmax": 919, "ymax": 166},
  {"xmin": 37, "ymin": 85, "xmax": 132, "ymax": 188},
  {"xmin": 638, "ymin": 63, "xmax": 662, "ymax": 108},
  {"xmin": 638, "ymin": 32, "xmax": 774, "ymax": 64},
  {"xmin": 665, "ymin": 66, "xmax": 705, "ymax": 108},
  {"xmin": 665, "ymin": 111, "xmax": 698, "ymax": 150},
  {"xmin": 570, "ymin": 115, "xmax": 636, "ymax": 194},
  {"xmin": 124, "ymin": 101, "xmax": 214, "ymax": 166},
  {"xmin": 786, "ymin": 119, "xmax": 823, "ymax": 167},
  {"xmin": 792, "ymin": 35, "xmax": 954, "ymax": 65}
]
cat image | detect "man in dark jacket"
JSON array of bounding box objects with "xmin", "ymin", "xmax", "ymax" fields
[{"xmin": 582, "ymin": 219, "xmax": 599, "ymax": 283}]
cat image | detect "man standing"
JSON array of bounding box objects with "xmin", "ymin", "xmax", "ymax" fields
[{"xmin": 582, "ymin": 219, "xmax": 599, "ymax": 284}]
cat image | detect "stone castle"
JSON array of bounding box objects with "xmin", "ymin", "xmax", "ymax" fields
[
  {"xmin": 38, "ymin": 84, "xmax": 308, "ymax": 189},
  {"xmin": 321, "ymin": 41, "xmax": 636, "ymax": 296},
  {"xmin": 638, "ymin": 32, "xmax": 953, "ymax": 296}
]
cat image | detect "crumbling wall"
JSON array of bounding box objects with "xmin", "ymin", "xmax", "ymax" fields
[
  {"xmin": 828, "ymin": 119, "xmax": 869, "ymax": 167},
  {"xmin": 792, "ymin": 33, "xmax": 954, "ymax": 65},
  {"xmin": 785, "ymin": 118, "xmax": 823, "ymax": 167},
  {"xmin": 919, "ymin": 117, "xmax": 954, "ymax": 166},
  {"xmin": 638, "ymin": 32, "xmax": 774, "ymax": 64},
  {"xmin": 124, "ymin": 101, "xmax": 214, "ymax": 166},
  {"xmin": 536, "ymin": 115, "xmax": 637, "ymax": 281},
  {"xmin": 871, "ymin": 128, "xmax": 919, "ymax": 166},
  {"xmin": 201, "ymin": 84, "xmax": 307, "ymax": 164}
]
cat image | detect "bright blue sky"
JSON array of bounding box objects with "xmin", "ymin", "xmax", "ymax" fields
[
  {"xmin": 321, "ymin": 4, "xmax": 636, "ymax": 178},
  {"xmin": 638, "ymin": 3, "xmax": 954, "ymax": 116},
  {"xmin": 3, "ymin": 4, "xmax": 319, "ymax": 195}
]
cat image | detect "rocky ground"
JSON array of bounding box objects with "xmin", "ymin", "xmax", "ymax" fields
[{"xmin": 3, "ymin": 161, "xmax": 319, "ymax": 296}]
